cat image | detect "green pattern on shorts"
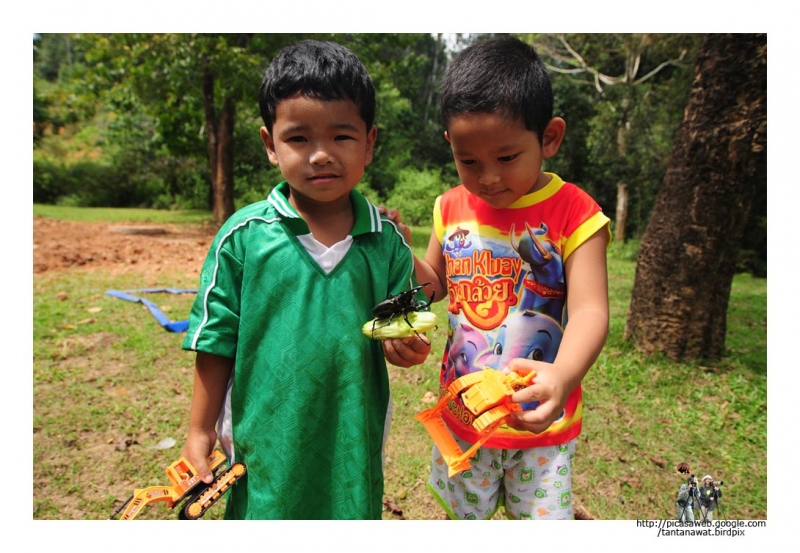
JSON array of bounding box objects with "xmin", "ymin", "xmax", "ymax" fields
[{"xmin": 427, "ymin": 435, "xmax": 576, "ymax": 520}]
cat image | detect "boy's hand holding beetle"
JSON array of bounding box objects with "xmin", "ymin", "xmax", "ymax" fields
[
  {"xmin": 383, "ymin": 334, "xmax": 431, "ymax": 367},
  {"xmin": 375, "ymin": 205, "xmax": 432, "ymax": 367}
]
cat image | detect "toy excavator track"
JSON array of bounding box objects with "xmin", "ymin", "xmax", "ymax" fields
[
  {"xmin": 110, "ymin": 451, "xmax": 242, "ymax": 520},
  {"xmin": 414, "ymin": 367, "xmax": 537, "ymax": 477},
  {"xmin": 180, "ymin": 462, "xmax": 247, "ymax": 520}
]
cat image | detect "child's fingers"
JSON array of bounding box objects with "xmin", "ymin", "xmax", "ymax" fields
[
  {"xmin": 403, "ymin": 334, "xmax": 431, "ymax": 348},
  {"xmin": 506, "ymin": 411, "xmax": 547, "ymax": 433},
  {"xmin": 184, "ymin": 450, "xmax": 214, "ymax": 483},
  {"xmin": 182, "ymin": 434, "xmax": 217, "ymax": 483},
  {"xmin": 507, "ymin": 403, "xmax": 559, "ymax": 434},
  {"xmin": 382, "ymin": 336, "xmax": 429, "ymax": 367},
  {"xmin": 376, "ymin": 207, "xmax": 410, "ymax": 242},
  {"xmin": 377, "ymin": 205, "xmax": 402, "ymax": 223},
  {"xmin": 510, "ymin": 382, "xmax": 540, "ymax": 404},
  {"xmin": 504, "ymin": 357, "xmax": 542, "ymax": 377}
]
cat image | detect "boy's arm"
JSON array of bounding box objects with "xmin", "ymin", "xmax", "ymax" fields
[
  {"xmin": 380, "ymin": 218, "xmax": 441, "ymax": 367},
  {"xmin": 379, "ymin": 208, "xmax": 447, "ymax": 303},
  {"xmin": 181, "ymin": 351, "xmax": 234, "ymax": 484},
  {"xmin": 415, "ymin": 224, "xmax": 448, "ymax": 303},
  {"xmin": 507, "ymin": 229, "xmax": 609, "ymax": 433}
]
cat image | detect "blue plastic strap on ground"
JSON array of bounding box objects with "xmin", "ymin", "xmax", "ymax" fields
[{"xmin": 106, "ymin": 288, "xmax": 197, "ymax": 333}]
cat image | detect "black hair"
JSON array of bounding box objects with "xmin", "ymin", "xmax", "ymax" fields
[
  {"xmin": 439, "ymin": 35, "xmax": 553, "ymax": 142},
  {"xmin": 258, "ymin": 39, "xmax": 376, "ymax": 133}
]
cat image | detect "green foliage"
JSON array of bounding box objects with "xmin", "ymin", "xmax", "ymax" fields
[
  {"xmin": 32, "ymin": 32, "xmax": 764, "ymax": 267},
  {"xmin": 738, "ymin": 162, "xmax": 767, "ymax": 277},
  {"xmin": 546, "ymin": 76, "xmax": 597, "ymax": 188},
  {"xmin": 367, "ymin": 83, "xmax": 416, "ymax": 196},
  {"xmin": 530, "ymin": 33, "xmax": 698, "ymax": 240},
  {"xmin": 383, "ymin": 167, "xmax": 450, "ymax": 227},
  {"xmin": 345, "ymin": 33, "xmax": 453, "ymax": 196},
  {"xmin": 33, "ymin": 159, "xmax": 152, "ymax": 207},
  {"xmin": 607, "ymin": 237, "xmax": 641, "ymax": 263},
  {"xmin": 233, "ymin": 168, "xmax": 282, "ymax": 210}
]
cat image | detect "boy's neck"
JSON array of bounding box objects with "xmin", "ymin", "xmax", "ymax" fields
[
  {"xmin": 288, "ymin": 190, "xmax": 354, "ymax": 247},
  {"xmin": 528, "ymin": 171, "xmax": 552, "ymax": 195}
]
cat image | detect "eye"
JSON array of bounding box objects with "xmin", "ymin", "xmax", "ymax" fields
[
  {"xmin": 458, "ymin": 159, "xmax": 476, "ymax": 166},
  {"xmin": 493, "ymin": 343, "xmax": 503, "ymax": 355},
  {"xmin": 528, "ymin": 349, "xmax": 544, "ymax": 361},
  {"xmin": 459, "ymin": 353, "xmax": 468, "ymax": 363},
  {"xmin": 286, "ymin": 136, "xmax": 307, "ymax": 143},
  {"xmin": 334, "ymin": 134, "xmax": 355, "ymax": 141},
  {"xmin": 498, "ymin": 154, "xmax": 518, "ymax": 162}
]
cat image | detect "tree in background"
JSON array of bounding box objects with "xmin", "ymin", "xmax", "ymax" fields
[
  {"xmin": 32, "ymin": 33, "xmax": 765, "ymax": 277},
  {"xmin": 34, "ymin": 33, "xmax": 452, "ymax": 224},
  {"xmin": 34, "ymin": 34, "xmax": 94, "ymax": 142},
  {"xmin": 80, "ymin": 33, "xmax": 308, "ymax": 224},
  {"xmin": 624, "ymin": 34, "xmax": 767, "ymax": 360},
  {"xmin": 530, "ymin": 33, "xmax": 696, "ymax": 242},
  {"xmin": 345, "ymin": 33, "xmax": 453, "ymax": 195}
]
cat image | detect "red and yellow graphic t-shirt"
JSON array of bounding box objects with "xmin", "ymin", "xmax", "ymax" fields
[{"xmin": 434, "ymin": 173, "xmax": 610, "ymax": 449}]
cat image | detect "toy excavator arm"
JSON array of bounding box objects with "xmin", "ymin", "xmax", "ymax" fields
[
  {"xmin": 110, "ymin": 450, "xmax": 245, "ymax": 520},
  {"xmin": 414, "ymin": 367, "xmax": 536, "ymax": 478}
]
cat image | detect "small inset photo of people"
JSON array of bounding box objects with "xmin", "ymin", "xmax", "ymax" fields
[{"xmin": 675, "ymin": 462, "xmax": 724, "ymax": 522}]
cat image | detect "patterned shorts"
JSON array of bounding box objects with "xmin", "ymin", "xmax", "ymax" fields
[{"xmin": 427, "ymin": 434, "xmax": 576, "ymax": 520}]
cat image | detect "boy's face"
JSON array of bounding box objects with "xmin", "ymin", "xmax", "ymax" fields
[
  {"xmin": 261, "ymin": 94, "xmax": 377, "ymax": 210},
  {"xmin": 445, "ymin": 112, "xmax": 564, "ymax": 209}
]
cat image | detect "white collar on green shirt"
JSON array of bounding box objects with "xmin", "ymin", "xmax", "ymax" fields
[{"xmin": 267, "ymin": 181, "xmax": 384, "ymax": 236}]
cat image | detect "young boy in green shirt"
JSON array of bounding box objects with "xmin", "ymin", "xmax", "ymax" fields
[{"xmin": 180, "ymin": 39, "xmax": 431, "ymax": 519}]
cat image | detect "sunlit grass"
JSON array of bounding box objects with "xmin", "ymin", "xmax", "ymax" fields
[
  {"xmin": 33, "ymin": 204, "xmax": 212, "ymax": 225},
  {"xmin": 32, "ymin": 213, "xmax": 767, "ymax": 520}
]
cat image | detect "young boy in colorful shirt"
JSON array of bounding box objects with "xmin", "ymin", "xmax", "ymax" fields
[
  {"xmin": 412, "ymin": 35, "xmax": 610, "ymax": 519},
  {"xmin": 180, "ymin": 39, "xmax": 431, "ymax": 519}
]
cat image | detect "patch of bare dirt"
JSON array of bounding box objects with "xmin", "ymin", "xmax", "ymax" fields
[{"xmin": 33, "ymin": 217, "xmax": 218, "ymax": 278}]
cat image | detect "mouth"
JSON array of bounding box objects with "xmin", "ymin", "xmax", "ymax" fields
[
  {"xmin": 307, "ymin": 173, "xmax": 340, "ymax": 185},
  {"xmin": 481, "ymin": 188, "xmax": 506, "ymax": 198}
]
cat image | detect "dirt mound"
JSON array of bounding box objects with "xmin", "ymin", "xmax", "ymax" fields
[{"xmin": 33, "ymin": 217, "xmax": 217, "ymax": 278}]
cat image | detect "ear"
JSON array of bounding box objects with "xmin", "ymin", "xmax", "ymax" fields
[
  {"xmin": 541, "ymin": 117, "xmax": 566, "ymax": 158},
  {"xmin": 364, "ymin": 125, "xmax": 378, "ymax": 166},
  {"xmin": 444, "ymin": 130, "xmax": 451, "ymax": 143},
  {"xmin": 260, "ymin": 126, "xmax": 279, "ymax": 166}
]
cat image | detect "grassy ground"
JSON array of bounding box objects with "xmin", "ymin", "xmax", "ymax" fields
[
  {"xmin": 33, "ymin": 204, "xmax": 212, "ymax": 225},
  {"xmin": 31, "ymin": 208, "xmax": 766, "ymax": 520},
  {"xmin": 384, "ymin": 235, "xmax": 767, "ymax": 520}
]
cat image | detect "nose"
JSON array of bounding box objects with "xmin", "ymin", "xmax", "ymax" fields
[
  {"xmin": 309, "ymin": 143, "xmax": 334, "ymax": 165},
  {"xmin": 478, "ymin": 167, "xmax": 500, "ymax": 186}
]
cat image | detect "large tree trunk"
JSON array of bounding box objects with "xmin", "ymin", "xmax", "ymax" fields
[
  {"xmin": 624, "ymin": 34, "xmax": 766, "ymax": 361},
  {"xmin": 202, "ymin": 66, "xmax": 236, "ymax": 225}
]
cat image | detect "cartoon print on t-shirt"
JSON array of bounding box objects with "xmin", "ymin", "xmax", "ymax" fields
[{"xmin": 510, "ymin": 222, "xmax": 565, "ymax": 323}]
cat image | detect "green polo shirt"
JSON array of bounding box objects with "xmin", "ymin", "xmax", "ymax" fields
[{"xmin": 183, "ymin": 182, "xmax": 417, "ymax": 519}]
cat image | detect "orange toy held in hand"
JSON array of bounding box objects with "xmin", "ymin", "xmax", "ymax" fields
[{"xmin": 415, "ymin": 367, "xmax": 536, "ymax": 477}]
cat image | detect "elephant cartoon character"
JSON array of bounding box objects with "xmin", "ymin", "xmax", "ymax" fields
[
  {"xmin": 444, "ymin": 320, "xmax": 491, "ymax": 380},
  {"xmin": 476, "ymin": 309, "xmax": 563, "ymax": 411}
]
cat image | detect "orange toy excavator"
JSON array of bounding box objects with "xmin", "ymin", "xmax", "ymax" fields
[
  {"xmin": 415, "ymin": 367, "xmax": 536, "ymax": 477},
  {"xmin": 110, "ymin": 450, "xmax": 246, "ymax": 520}
]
